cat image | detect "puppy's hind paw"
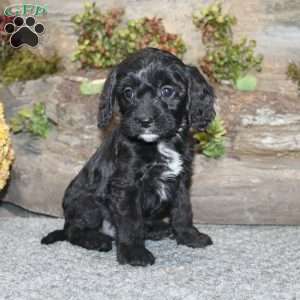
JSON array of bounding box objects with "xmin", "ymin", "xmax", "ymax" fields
[
  {"xmin": 41, "ymin": 230, "xmax": 65, "ymax": 245},
  {"xmin": 118, "ymin": 244, "xmax": 155, "ymax": 266}
]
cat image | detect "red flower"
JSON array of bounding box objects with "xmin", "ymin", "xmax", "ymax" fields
[
  {"xmin": 0, "ymin": 15, "xmax": 14, "ymax": 31},
  {"xmin": 0, "ymin": 15, "xmax": 14, "ymax": 43}
]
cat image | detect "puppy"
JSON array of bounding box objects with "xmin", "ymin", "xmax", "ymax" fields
[{"xmin": 41, "ymin": 47, "xmax": 215, "ymax": 266}]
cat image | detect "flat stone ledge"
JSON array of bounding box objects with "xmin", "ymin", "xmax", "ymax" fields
[
  {"xmin": 234, "ymin": 108, "xmax": 300, "ymax": 156},
  {"xmin": 191, "ymin": 156, "xmax": 300, "ymax": 225}
]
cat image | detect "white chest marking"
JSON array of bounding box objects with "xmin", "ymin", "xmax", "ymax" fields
[
  {"xmin": 101, "ymin": 220, "xmax": 115, "ymax": 238},
  {"xmin": 139, "ymin": 133, "xmax": 159, "ymax": 142},
  {"xmin": 158, "ymin": 142, "xmax": 183, "ymax": 179}
]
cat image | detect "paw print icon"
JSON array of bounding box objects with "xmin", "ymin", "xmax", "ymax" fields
[{"xmin": 4, "ymin": 16, "xmax": 45, "ymax": 48}]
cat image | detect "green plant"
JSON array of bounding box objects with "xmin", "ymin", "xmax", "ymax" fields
[
  {"xmin": 71, "ymin": 2, "xmax": 186, "ymax": 69},
  {"xmin": 194, "ymin": 117, "xmax": 226, "ymax": 158},
  {"xmin": 71, "ymin": 3, "xmax": 124, "ymax": 68},
  {"xmin": 10, "ymin": 102, "xmax": 52, "ymax": 138},
  {"xmin": 193, "ymin": 1, "xmax": 263, "ymax": 85},
  {"xmin": 287, "ymin": 62, "xmax": 300, "ymax": 92},
  {"xmin": 117, "ymin": 17, "xmax": 186, "ymax": 56},
  {"xmin": 1, "ymin": 49, "xmax": 60, "ymax": 84},
  {"xmin": 202, "ymin": 38, "xmax": 263, "ymax": 83},
  {"xmin": 235, "ymin": 74, "xmax": 257, "ymax": 91},
  {"xmin": 0, "ymin": 42, "xmax": 14, "ymax": 74},
  {"xmin": 193, "ymin": 2, "xmax": 236, "ymax": 45},
  {"xmin": 80, "ymin": 79, "xmax": 105, "ymax": 95}
]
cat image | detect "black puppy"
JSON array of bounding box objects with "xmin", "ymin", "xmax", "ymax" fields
[{"xmin": 41, "ymin": 47, "xmax": 215, "ymax": 266}]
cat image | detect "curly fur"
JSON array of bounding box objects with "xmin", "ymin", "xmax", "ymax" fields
[{"xmin": 41, "ymin": 48, "xmax": 215, "ymax": 266}]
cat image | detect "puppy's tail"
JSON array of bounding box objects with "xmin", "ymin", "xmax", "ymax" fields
[{"xmin": 41, "ymin": 229, "xmax": 66, "ymax": 245}]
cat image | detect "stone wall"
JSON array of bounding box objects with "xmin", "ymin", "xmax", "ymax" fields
[
  {"xmin": 2, "ymin": 0, "xmax": 299, "ymax": 95},
  {"xmin": 1, "ymin": 0, "xmax": 300, "ymax": 224}
]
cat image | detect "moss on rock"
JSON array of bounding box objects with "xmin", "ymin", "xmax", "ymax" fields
[{"xmin": 1, "ymin": 49, "xmax": 60, "ymax": 85}]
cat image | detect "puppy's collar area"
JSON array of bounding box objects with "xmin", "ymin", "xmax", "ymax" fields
[
  {"xmin": 138, "ymin": 121, "xmax": 187, "ymax": 144},
  {"xmin": 138, "ymin": 130, "xmax": 185, "ymax": 143}
]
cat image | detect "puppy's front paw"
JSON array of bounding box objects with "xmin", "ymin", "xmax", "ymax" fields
[
  {"xmin": 118, "ymin": 244, "xmax": 155, "ymax": 266},
  {"xmin": 175, "ymin": 226, "xmax": 213, "ymax": 248}
]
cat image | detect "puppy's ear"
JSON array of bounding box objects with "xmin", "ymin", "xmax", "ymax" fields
[
  {"xmin": 185, "ymin": 65, "xmax": 216, "ymax": 131},
  {"xmin": 97, "ymin": 68, "xmax": 117, "ymax": 128}
]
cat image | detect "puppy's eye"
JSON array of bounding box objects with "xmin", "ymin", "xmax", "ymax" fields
[
  {"xmin": 123, "ymin": 87, "xmax": 134, "ymax": 101},
  {"xmin": 161, "ymin": 86, "xmax": 175, "ymax": 98}
]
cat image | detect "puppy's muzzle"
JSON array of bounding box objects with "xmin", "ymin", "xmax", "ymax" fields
[{"xmin": 135, "ymin": 115, "xmax": 154, "ymax": 128}]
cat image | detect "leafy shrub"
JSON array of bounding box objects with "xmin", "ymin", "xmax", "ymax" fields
[
  {"xmin": 1, "ymin": 16, "xmax": 60, "ymax": 84},
  {"xmin": 194, "ymin": 117, "xmax": 226, "ymax": 158},
  {"xmin": 201, "ymin": 38, "xmax": 263, "ymax": 83},
  {"xmin": 287, "ymin": 62, "xmax": 300, "ymax": 92},
  {"xmin": 71, "ymin": 2, "xmax": 186, "ymax": 68},
  {"xmin": 1, "ymin": 49, "xmax": 60, "ymax": 84},
  {"xmin": 193, "ymin": 3, "xmax": 236, "ymax": 45},
  {"xmin": 193, "ymin": 1, "xmax": 263, "ymax": 84},
  {"xmin": 71, "ymin": 4, "xmax": 124, "ymax": 68},
  {"xmin": 10, "ymin": 102, "xmax": 52, "ymax": 138}
]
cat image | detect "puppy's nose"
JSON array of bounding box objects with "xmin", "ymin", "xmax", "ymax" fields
[{"xmin": 135, "ymin": 116, "xmax": 154, "ymax": 128}]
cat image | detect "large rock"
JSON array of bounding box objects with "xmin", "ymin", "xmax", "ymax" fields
[
  {"xmin": 216, "ymin": 88, "xmax": 300, "ymax": 156},
  {"xmin": 1, "ymin": 77, "xmax": 300, "ymax": 224},
  {"xmin": 192, "ymin": 156, "xmax": 300, "ymax": 225},
  {"xmin": 0, "ymin": 76, "xmax": 101, "ymax": 216},
  {"xmin": 193, "ymin": 89, "xmax": 300, "ymax": 224},
  {"xmin": 234, "ymin": 108, "xmax": 300, "ymax": 156}
]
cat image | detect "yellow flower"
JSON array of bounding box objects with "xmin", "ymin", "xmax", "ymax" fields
[{"xmin": 0, "ymin": 102, "xmax": 14, "ymax": 190}]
